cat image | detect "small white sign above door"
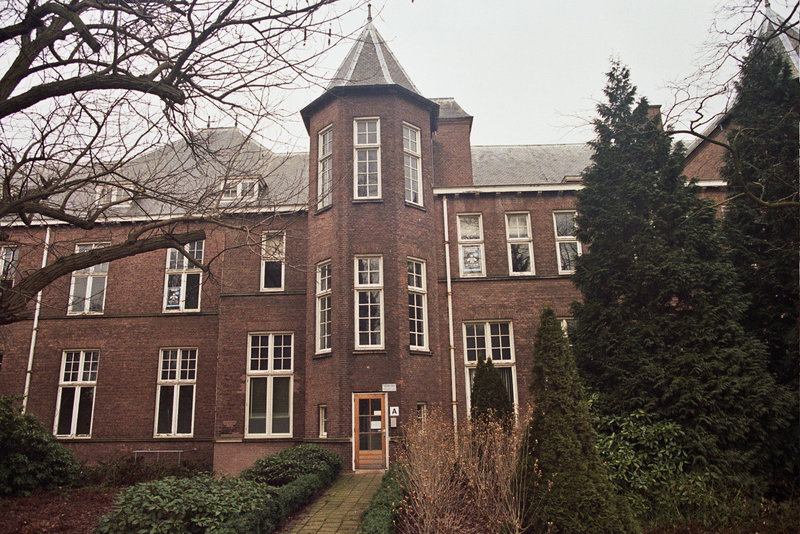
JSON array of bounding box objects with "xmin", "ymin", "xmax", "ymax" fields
[{"xmin": 382, "ymin": 383, "xmax": 397, "ymax": 392}]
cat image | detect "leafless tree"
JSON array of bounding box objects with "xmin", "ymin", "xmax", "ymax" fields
[{"xmin": 0, "ymin": 0, "xmax": 366, "ymax": 325}]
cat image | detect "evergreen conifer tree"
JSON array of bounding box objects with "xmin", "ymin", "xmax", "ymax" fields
[
  {"xmin": 719, "ymin": 40, "xmax": 799, "ymax": 485},
  {"xmin": 571, "ymin": 61, "xmax": 791, "ymax": 488},
  {"xmin": 525, "ymin": 306, "xmax": 636, "ymax": 533},
  {"xmin": 470, "ymin": 355, "xmax": 513, "ymax": 422}
]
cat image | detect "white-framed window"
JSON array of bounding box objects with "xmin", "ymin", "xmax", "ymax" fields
[
  {"xmin": 408, "ymin": 258, "xmax": 428, "ymax": 350},
  {"xmin": 164, "ymin": 240, "xmax": 203, "ymax": 312},
  {"xmin": 463, "ymin": 321, "xmax": 517, "ymax": 410},
  {"xmin": 68, "ymin": 243, "xmax": 109, "ymax": 314},
  {"xmin": 316, "ymin": 261, "xmax": 332, "ymax": 354},
  {"xmin": 246, "ymin": 332, "xmax": 294, "ymax": 437},
  {"xmin": 457, "ymin": 213, "xmax": 485, "ymax": 277},
  {"xmin": 354, "ymin": 256, "xmax": 383, "ymax": 349},
  {"xmin": 155, "ymin": 348, "xmax": 196, "ymax": 437},
  {"xmin": 94, "ymin": 183, "xmax": 132, "ymax": 206},
  {"xmin": 505, "ymin": 213, "xmax": 534, "ymax": 275},
  {"xmin": 554, "ymin": 211, "xmax": 582, "ymax": 274},
  {"xmin": 221, "ymin": 178, "xmax": 259, "ymax": 202},
  {"xmin": 54, "ymin": 350, "xmax": 98, "ymax": 438},
  {"xmin": 319, "ymin": 405, "xmax": 328, "ymax": 437},
  {"xmin": 416, "ymin": 402, "xmax": 427, "ymax": 424},
  {"xmin": 403, "ymin": 123, "xmax": 422, "ymax": 206},
  {"xmin": 0, "ymin": 246, "xmax": 19, "ymax": 290},
  {"xmin": 318, "ymin": 126, "xmax": 333, "ymax": 209},
  {"xmin": 353, "ymin": 118, "xmax": 381, "ymax": 199},
  {"xmin": 261, "ymin": 233, "xmax": 285, "ymax": 292}
]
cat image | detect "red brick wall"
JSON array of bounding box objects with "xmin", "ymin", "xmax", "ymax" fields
[{"xmin": 433, "ymin": 118, "xmax": 474, "ymax": 187}]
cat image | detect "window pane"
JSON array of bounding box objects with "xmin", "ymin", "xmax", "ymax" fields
[
  {"xmin": 555, "ymin": 212, "xmax": 576, "ymax": 237},
  {"xmin": 70, "ymin": 277, "xmax": 87, "ymax": 312},
  {"xmin": 273, "ymin": 335, "xmax": 293, "ymax": 370},
  {"xmin": 76, "ymin": 387, "xmax": 94, "ymax": 435},
  {"xmin": 177, "ymin": 385, "xmax": 194, "ymax": 434},
  {"xmin": 161, "ymin": 350, "xmax": 178, "ymax": 380},
  {"xmin": 498, "ymin": 367, "xmax": 514, "ymax": 404},
  {"xmin": 461, "ymin": 245, "xmax": 483, "ymax": 274},
  {"xmin": 63, "ymin": 352, "xmax": 81, "ymax": 381},
  {"xmin": 510, "ymin": 243, "xmax": 531, "ymax": 273},
  {"xmin": 263, "ymin": 261, "xmax": 282, "ymax": 288},
  {"xmin": 180, "ymin": 349, "xmax": 196, "ymax": 381},
  {"xmin": 250, "ymin": 335, "xmax": 269, "ymax": 371},
  {"xmin": 249, "ymin": 378, "xmax": 267, "ymax": 434},
  {"xmin": 57, "ymin": 387, "xmax": 76, "ymax": 435},
  {"xmin": 271, "ymin": 377, "xmax": 291, "ymax": 434},
  {"xmin": 459, "ymin": 215, "xmax": 481, "ymax": 240},
  {"xmin": 559, "ymin": 242, "xmax": 579, "ymax": 271},
  {"xmin": 89, "ymin": 276, "xmax": 106, "ymax": 311},
  {"xmin": 184, "ymin": 273, "xmax": 200, "ymax": 309},
  {"xmin": 166, "ymin": 274, "xmax": 182, "ymax": 308},
  {"xmin": 157, "ymin": 385, "xmax": 174, "ymax": 434},
  {"xmin": 506, "ymin": 214, "xmax": 529, "ymax": 239}
]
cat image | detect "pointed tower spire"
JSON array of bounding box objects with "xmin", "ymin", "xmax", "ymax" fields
[{"xmin": 326, "ymin": 21, "xmax": 420, "ymax": 94}]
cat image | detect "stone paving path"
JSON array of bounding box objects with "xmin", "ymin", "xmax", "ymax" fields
[{"xmin": 277, "ymin": 471, "xmax": 383, "ymax": 533}]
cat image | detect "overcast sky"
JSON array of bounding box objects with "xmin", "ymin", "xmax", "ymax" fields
[{"xmin": 274, "ymin": 0, "xmax": 789, "ymax": 150}]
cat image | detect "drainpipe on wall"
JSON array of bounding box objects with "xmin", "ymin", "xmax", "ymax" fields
[
  {"xmin": 442, "ymin": 196, "xmax": 459, "ymax": 440},
  {"xmin": 22, "ymin": 226, "xmax": 51, "ymax": 413}
]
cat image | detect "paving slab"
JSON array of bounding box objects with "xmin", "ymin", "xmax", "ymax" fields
[{"xmin": 277, "ymin": 471, "xmax": 383, "ymax": 533}]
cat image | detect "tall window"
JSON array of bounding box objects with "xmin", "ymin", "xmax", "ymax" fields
[
  {"xmin": 316, "ymin": 261, "xmax": 332, "ymax": 354},
  {"xmin": 155, "ymin": 348, "xmax": 196, "ymax": 436},
  {"xmin": 319, "ymin": 405, "xmax": 328, "ymax": 437},
  {"xmin": 247, "ymin": 333, "xmax": 293, "ymax": 436},
  {"xmin": 318, "ymin": 126, "xmax": 333, "ymax": 208},
  {"xmin": 261, "ymin": 233, "xmax": 285, "ymax": 291},
  {"xmin": 464, "ymin": 321, "xmax": 516, "ymax": 409},
  {"xmin": 69, "ymin": 243, "xmax": 109, "ymax": 314},
  {"xmin": 354, "ymin": 256, "xmax": 383, "ymax": 349},
  {"xmin": 0, "ymin": 246, "xmax": 19, "ymax": 290},
  {"xmin": 457, "ymin": 214, "xmax": 485, "ymax": 277},
  {"xmin": 164, "ymin": 240, "xmax": 203, "ymax": 311},
  {"xmin": 55, "ymin": 350, "xmax": 98, "ymax": 437},
  {"xmin": 408, "ymin": 258, "xmax": 428, "ymax": 350},
  {"xmin": 403, "ymin": 123, "xmax": 422, "ymax": 206},
  {"xmin": 505, "ymin": 213, "xmax": 534, "ymax": 275},
  {"xmin": 221, "ymin": 178, "xmax": 258, "ymax": 202},
  {"xmin": 354, "ymin": 118, "xmax": 380, "ymax": 199},
  {"xmin": 553, "ymin": 211, "xmax": 582, "ymax": 274}
]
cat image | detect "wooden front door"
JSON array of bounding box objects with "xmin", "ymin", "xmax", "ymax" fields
[{"xmin": 354, "ymin": 394, "xmax": 386, "ymax": 470}]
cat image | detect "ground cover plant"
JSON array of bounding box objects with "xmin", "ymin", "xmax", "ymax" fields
[{"xmin": 359, "ymin": 463, "xmax": 405, "ymax": 534}]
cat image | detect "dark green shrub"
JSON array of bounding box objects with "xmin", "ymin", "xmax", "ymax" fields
[
  {"xmin": 95, "ymin": 475, "xmax": 282, "ymax": 534},
  {"xmin": 470, "ymin": 355, "xmax": 513, "ymax": 423},
  {"xmin": 241, "ymin": 444, "xmax": 342, "ymax": 486},
  {"xmin": 78, "ymin": 455, "xmax": 211, "ymax": 487},
  {"xmin": 525, "ymin": 308, "xmax": 637, "ymax": 533},
  {"xmin": 360, "ymin": 464, "xmax": 405, "ymax": 534},
  {"xmin": 0, "ymin": 396, "xmax": 80, "ymax": 496}
]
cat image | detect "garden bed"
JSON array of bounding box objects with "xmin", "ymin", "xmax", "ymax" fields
[{"xmin": 0, "ymin": 487, "xmax": 119, "ymax": 533}]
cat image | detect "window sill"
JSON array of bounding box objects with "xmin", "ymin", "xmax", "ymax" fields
[
  {"xmin": 66, "ymin": 311, "xmax": 105, "ymax": 317},
  {"xmin": 259, "ymin": 288, "xmax": 285, "ymax": 293},
  {"xmin": 315, "ymin": 204, "xmax": 332, "ymax": 215},
  {"xmin": 243, "ymin": 435, "xmax": 294, "ymax": 440},
  {"xmin": 153, "ymin": 434, "xmax": 194, "ymax": 439},
  {"xmin": 352, "ymin": 198, "xmax": 383, "ymax": 204},
  {"xmin": 162, "ymin": 309, "xmax": 202, "ymax": 314},
  {"xmin": 313, "ymin": 351, "xmax": 332, "ymax": 359},
  {"xmin": 409, "ymin": 349, "xmax": 432, "ymax": 356},
  {"xmin": 404, "ymin": 201, "xmax": 426, "ymax": 212}
]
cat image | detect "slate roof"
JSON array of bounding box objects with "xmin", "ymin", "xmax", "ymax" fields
[
  {"xmin": 327, "ymin": 22, "xmax": 420, "ymax": 94},
  {"xmin": 471, "ymin": 144, "xmax": 592, "ymax": 186},
  {"xmin": 430, "ymin": 98, "xmax": 472, "ymax": 120}
]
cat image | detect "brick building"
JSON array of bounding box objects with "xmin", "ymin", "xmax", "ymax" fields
[{"xmin": 0, "ymin": 21, "xmax": 728, "ymax": 473}]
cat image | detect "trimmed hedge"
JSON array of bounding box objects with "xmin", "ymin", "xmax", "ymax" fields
[
  {"xmin": 0, "ymin": 396, "xmax": 80, "ymax": 496},
  {"xmin": 96, "ymin": 444, "xmax": 343, "ymax": 533},
  {"xmin": 241, "ymin": 444, "xmax": 343, "ymax": 486},
  {"xmin": 360, "ymin": 464, "xmax": 405, "ymax": 534}
]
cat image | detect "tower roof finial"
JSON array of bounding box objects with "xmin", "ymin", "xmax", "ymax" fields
[{"xmin": 367, "ymin": 3, "xmax": 372, "ymax": 22}]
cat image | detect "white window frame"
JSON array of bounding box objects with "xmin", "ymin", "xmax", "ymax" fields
[
  {"xmin": 316, "ymin": 261, "xmax": 332, "ymax": 354},
  {"xmin": 457, "ymin": 213, "xmax": 486, "ymax": 277},
  {"xmin": 260, "ymin": 232, "xmax": 285, "ymax": 292},
  {"xmin": 463, "ymin": 321, "xmax": 517, "ymax": 412},
  {"xmin": 505, "ymin": 212, "xmax": 534, "ymax": 275},
  {"xmin": 354, "ymin": 255, "xmax": 384, "ymax": 350},
  {"xmin": 54, "ymin": 350, "xmax": 99, "ymax": 438},
  {"xmin": 319, "ymin": 404, "xmax": 328, "ymax": 438},
  {"xmin": 0, "ymin": 245, "xmax": 19, "ymax": 289},
  {"xmin": 407, "ymin": 258, "xmax": 428, "ymax": 351},
  {"xmin": 68, "ymin": 243, "xmax": 109, "ymax": 315},
  {"xmin": 403, "ymin": 123, "xmax": 422, "ymax": 206},
  {"xmin": 353, "ymin": 118, "xmax": 381, "ymax": 200},
  {"xmin": 318, "ymin": 126, "xmax": 333, "ymax": 209},
  {"xmin": 553, "ymin": 211, "xmax": 582, "ymax": 274},
  {"xmin": 94, "ymin": 183, "xmax": 132, "ymax": 207},
  {"xmin": 163, "ymin": 240, "xmax": 204, "ymax": 312},
  {"xmin": 221, "ymin": 178, "xmax": 259, "ymax": 202},
  {"xmin": 154, "ymin": 348, "xmax": 197, "ymax": 437},
  {"xmin": 245, "ymin": 332, "xmax": 294, "ymax": 437}
]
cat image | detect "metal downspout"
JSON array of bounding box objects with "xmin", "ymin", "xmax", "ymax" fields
[
  {"xmin": 22, "ymin": 226, "xmax": 51, "ymax": 413},
  {"xmin": 442, "ymin": 196, "xmax": 458, "ymax": 438}
]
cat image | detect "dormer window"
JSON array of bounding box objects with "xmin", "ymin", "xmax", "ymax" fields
[
  {"xmin": 221, "ymin": 179, "xmax": 259, "ymax": 202},
  {"xmin": 94, "ymin": 184, "xmax": 132, "ymax": 207},
  {"xmin": 353, "ymin": 118, "xmax": 381, "ymax": 200}
]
